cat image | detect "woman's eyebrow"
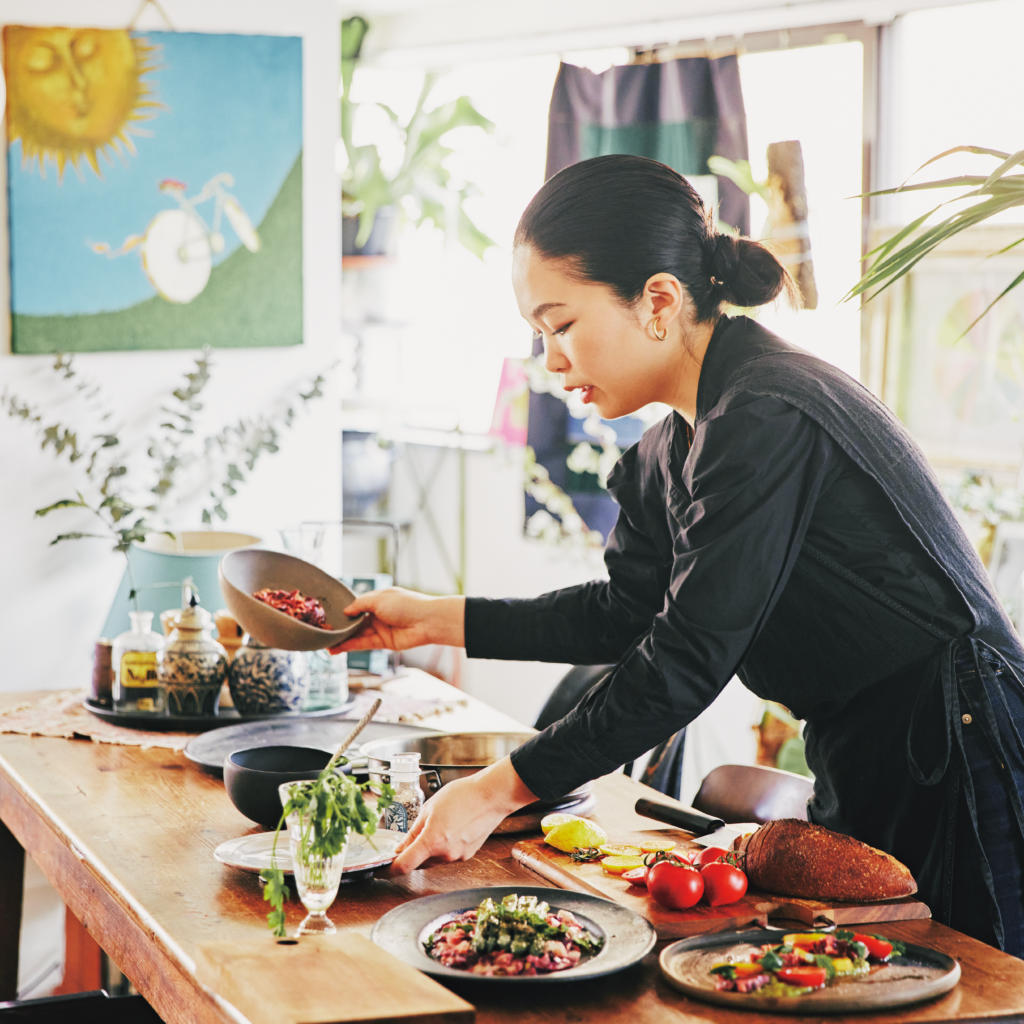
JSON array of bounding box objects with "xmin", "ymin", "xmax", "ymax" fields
[{"xmin": 531, "ymin": 301, "xmax": 567, "ymax": 319}]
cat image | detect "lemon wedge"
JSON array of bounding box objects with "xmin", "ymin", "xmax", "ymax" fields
[
  {"xmin": 601, "ymin": 855, "xmax": 646, "ymax": 875},
  {"xmin": 544, "ymin": 818, "xmax": 609, "ymax": 853},
  {"xmin": 637, "ymin": 839, "xmax": 677, "ymax": 854},
  {"xmin": 540, "ymin": 812, "xmax": 582, "ymax": 836}
]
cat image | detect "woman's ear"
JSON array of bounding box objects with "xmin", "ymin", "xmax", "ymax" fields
[{"xmin": 642, "ymin": 273, "xmax": 687, "ymax": 334}]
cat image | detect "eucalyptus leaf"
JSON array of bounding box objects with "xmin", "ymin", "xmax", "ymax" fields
[{"xmin": 35, "ymin": 498, "xmax": 88, "ymax": 516}]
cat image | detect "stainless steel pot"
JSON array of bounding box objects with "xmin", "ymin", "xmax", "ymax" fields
[{"xmin": 360, "ymin": 732, "xmax": 592, "ymax": 806}]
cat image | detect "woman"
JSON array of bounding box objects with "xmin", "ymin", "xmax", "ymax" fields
[{"xmin": 338, "ymin": 155, "xmax": 1024, "ymax": 956}]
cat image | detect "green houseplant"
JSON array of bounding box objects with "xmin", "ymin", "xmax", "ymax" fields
[
  {"xmin": 849, "ymin": 145, "xmax": 1024, "ymax": 331},
  {"xmin": 340, "ymin": 16, "xmax": 497, "ymax": 258}
]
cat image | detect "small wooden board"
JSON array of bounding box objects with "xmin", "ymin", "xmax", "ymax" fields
[
  {"xmin": 194, "ymin": 933, "xmax": 475, "ymax": 1024},
  {"xmin": 512, "ymin": 829, "xmax": 930, "ymax": 939}
]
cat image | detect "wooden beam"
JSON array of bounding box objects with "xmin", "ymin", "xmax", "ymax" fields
[{"xmin": 54, "ymin": 906, "xmax": 102, "ymax": 996}]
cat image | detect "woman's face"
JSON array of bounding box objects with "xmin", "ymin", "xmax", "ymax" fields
[{"xmin": 512, "ymin": 247, "xmax": 689, "ymax": 420}]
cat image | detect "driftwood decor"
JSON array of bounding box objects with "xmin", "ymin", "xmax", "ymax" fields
[{"xmin": 766, "ymin": 140, "xmax": 818, "ymax": 309}]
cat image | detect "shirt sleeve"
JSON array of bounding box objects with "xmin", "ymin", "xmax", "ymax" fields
[
  {"xmin": 509, "ymin": 395, "xmax": 837, "ymax": 802},
  {"xmin": 464, "ymin": 441, "xmax": 671, "ymax": 666}
]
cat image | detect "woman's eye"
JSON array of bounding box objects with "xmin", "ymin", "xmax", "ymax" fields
[{"xmin": 555, "ymin": 323, "xmax": 573, "ymax": 336}]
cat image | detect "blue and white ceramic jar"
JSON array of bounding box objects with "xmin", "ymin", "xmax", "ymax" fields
[
  {"xmin": 158, "ymin": 597, "xmax": 227, "ymax": 717},
  {"xmin": 229, "ymin": 635, "xmax": 310, "ymax": 715}
]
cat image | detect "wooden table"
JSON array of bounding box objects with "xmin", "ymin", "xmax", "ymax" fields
[{"xmin": 2, "ymin": 680, "xmax": 1024, "ymax": 1024}]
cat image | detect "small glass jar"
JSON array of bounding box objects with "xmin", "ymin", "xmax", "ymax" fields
[
  {"xmin": 113, "ymin": 611, "xmax": 165, "ymax": 714},
  {"xmin": 158, "ymin": 598, "xmax": 228, "ymax": 716},
  {"xmin": 383, "ymin": 753, "xmax": 424, "ymax": 833}
]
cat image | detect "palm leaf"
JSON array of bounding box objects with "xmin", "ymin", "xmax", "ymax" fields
[{"xmin": 956, "ymin": 267, "xmax": 1024, "ymax": 340}]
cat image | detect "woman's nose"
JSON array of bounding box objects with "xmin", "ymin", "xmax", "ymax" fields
[{"xmin": 543, "ymin": 336, "xmax": 570, "ymax": 374}]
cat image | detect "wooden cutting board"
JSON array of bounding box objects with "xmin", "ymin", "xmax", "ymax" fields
[
  {"xmin": 194, "ymin": 933, "xmax": 475, "ymax": 1024},
  {"xmin": 512, "ymin": 829, "xmax": 931, "ymax": 939}
]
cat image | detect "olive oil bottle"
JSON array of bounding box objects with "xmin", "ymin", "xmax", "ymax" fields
[{"xmin": 112, "ymin": 611, "xmax": 165, "ymax": 714}]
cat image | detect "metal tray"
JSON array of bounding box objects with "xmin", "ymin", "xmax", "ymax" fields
[
  {"xmin": 184, "ymin": 717, "xmax": 439, "ymax": 776},
  {"xmin": 82, "ymin": 694, "xmax": 355, "ymax": 734}
]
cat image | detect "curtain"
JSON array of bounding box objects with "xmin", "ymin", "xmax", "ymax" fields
[{"xmin": 545, "ymin": 56, "xmax": 750, "ymax": 234}]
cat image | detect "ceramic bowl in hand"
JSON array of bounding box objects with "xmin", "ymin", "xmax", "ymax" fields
[{"xmin": 218, "ymin": 549, "xmax": 368, "ymax": 652}]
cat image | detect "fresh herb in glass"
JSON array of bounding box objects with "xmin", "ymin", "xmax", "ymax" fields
[{"xmin": 263, "ymin": 748, "xmax": 395, "ymax": 937}]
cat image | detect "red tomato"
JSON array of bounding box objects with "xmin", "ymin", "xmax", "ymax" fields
[
  {"xmin": 647, "ymin": 860, "xmax": 704, "ymax": 910},
  {"xmin": 777, "ymin": 966, "xmax": 827, "ymax": 988},
  {"xmin": 643, "ymin": 850, "xmax": 689, "ymax": 883},
  {"xmin": 622, "ymin": 867, "xmax": 648, "ymax": 887},
  {"xmin": 700, "ymin": 862, "xmax": 748, "ymax": 906},
  {"xmin": 694, "ymin": 846, "xmax": 729, "ymax": 867},
  {"xmin": 853, "ymin": 934, "xmax": 894, "ymax": 961}
]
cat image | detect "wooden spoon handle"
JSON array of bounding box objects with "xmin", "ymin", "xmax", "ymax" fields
[{"xmin": 328, "ymin": 698, "xmax": 383, "ymax": 769}]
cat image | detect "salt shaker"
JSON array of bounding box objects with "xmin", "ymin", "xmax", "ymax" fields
[{"xmin": 384, "ymin": 753, "xmax": 424, "ymax": 833}]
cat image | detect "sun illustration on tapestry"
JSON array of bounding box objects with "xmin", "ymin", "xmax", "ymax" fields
[{"xmin": 3, "ymin": 26, "xmax": 160, "ymax": 179}]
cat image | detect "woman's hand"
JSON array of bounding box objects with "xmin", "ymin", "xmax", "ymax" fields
[
  {"xmin": 328, "ymin": 588, "xmax": 465, "ymax": 654},
  {"xmin": 387, "ymin": 756, "xmax": 537, "ymax": 874}
]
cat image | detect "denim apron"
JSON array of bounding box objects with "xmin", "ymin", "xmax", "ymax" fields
[{"xmin": 806, "ymin": 543, "xmax": 1024, "ymax": 953}]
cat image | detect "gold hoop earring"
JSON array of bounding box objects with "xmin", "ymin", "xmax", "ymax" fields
[{"xmin": 653, "ymin": 320, "xmax": 668, "ymax": 341}]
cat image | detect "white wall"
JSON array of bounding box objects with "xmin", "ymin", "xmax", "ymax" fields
[{"xmin": 0, "ymin": 0, "xmax": 341, "ymax": 692}]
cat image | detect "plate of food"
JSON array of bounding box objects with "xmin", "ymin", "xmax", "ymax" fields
[
  {"xmin": 371, "ymin": 886, "xmax": 655, "ymax": 983},
  {"xmin": 659, "ymin": 927, "xmax": 960, "ymax": 1013},
  {"xmin": 214, "ymin": 828, "xmax": 404, "ymax": 877},
  {"xmin": 219, "ymin": 549, "xmax": 368, "ymax": 651}
]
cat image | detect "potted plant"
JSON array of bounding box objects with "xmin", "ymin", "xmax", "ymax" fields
[{"xmin": 340, "ymin": 16, "xmax": 497, "ymax": 258}]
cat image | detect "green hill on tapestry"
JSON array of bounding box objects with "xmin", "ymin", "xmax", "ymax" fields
[{"xmin": 12, "ymin": 155, "xmax": 303, "ymax": 353}]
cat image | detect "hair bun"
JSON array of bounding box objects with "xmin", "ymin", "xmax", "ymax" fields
[{"xmin": 709, "ymin": 233, "xmax": 796, "ymax": 310}]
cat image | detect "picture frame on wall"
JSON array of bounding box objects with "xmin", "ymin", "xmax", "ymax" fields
[
  {"xmin": 3, "ymin": 22, "xmax": 305, "ymax": 353},
  {"xmin": 862, "ymin": 225, "xmax": 1024, "ymax": 477}
]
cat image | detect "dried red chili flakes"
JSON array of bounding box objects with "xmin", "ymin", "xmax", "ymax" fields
[{"xmin": 252, "ymin": 588, "xmax": 331, "ymax": 629}]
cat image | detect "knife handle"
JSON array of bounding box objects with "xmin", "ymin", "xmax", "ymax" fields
[{"xmin": 635, "ymin": 798, "xmax": 724, "ymax": 836}]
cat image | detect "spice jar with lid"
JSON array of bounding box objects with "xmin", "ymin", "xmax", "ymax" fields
[
  {"xmin": 113, "ymin": 612, "xmax": 165, "ymax": 714},
  {"xmin": 383, "ymin": 753, "xmax": 423, "ymax": 833},
  {"xmin": 158, "ymin": 592, "xmax": 228, "ymax": 716},
  {"xmin": 228, "ymin": 634, "xmax": 310, "ymax": 715}
]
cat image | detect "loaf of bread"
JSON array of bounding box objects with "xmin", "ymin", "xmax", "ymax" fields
[{"xmin": 732, "ymin": 819, "xmax": 917, "ymax": 902}]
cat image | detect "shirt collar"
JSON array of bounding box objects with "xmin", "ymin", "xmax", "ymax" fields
[{"xmin": 695, "ymin": 316, "xmax": 742, "ymax": 423}]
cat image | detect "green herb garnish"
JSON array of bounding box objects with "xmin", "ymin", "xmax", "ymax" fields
[
  {"xmin": 263, "ymin": 751, "xmax": 395, "ymax": 937},
  {"xmin": 759, "ymin": 948, "xmax": 785, "ymax": 973},
  {"xmin": 569, "ymin": 846, "xmax": 605, "ymax": 863}
]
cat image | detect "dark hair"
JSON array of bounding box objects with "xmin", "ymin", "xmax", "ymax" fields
[{"xmin": 514, "ymin": 154, "xmax": 796, "ymax": 323}]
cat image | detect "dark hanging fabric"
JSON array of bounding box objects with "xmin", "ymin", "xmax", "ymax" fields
[{"xmin": 544, "ymin": 56, "xmax": 750, "ymax": 234}]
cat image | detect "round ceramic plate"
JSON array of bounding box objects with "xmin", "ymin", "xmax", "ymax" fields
[
  {"xmin": 371, "ymin": 886, "xmax": 656, "ymax": 984},
  {"xmin": 83, "ymin": 696, "xmax": 355, "ymax": 733},
  {"xmin": 214, "ymin": 828, "xmax": 405, "ymax": 876},
  {"xmin": 184, "ymin": 719, "xmax": 440, "ymax": 776},
  {"xmin": 659, "ymin": 928, "xmax": 961, "ymax": 1014}
]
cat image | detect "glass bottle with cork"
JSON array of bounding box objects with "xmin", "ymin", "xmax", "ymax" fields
[
  {"xmin": 383, "ymin": 753, "xmax": 423, "ymax": 833},
  {"xmin": 112, "ymin": 610, "xmax": 165, "ymax": 714}
]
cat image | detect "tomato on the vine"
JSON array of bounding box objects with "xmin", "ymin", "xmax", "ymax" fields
[
  {"xmin": 694, "ymin": 846, "xmax": 729, "ymax": 867},
  {"xmin": 700, "ymin": 861, "xmax": 748, "ymax": 906},
  {"xmin": 647, "ymin": 859, "xmax": 704, "ymax": 909}
]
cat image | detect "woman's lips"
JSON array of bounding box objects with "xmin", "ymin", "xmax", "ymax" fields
[{"xmin": 566, "ymin": 384, "xmax": 595, "ymax": 404}]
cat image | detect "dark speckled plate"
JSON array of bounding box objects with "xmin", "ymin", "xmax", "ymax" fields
[
  {"xmin": 659, "ymin": 928, "xmax": 960, "ymax": 1013},
  {"xmin": 371, "ymin": 886, "xmax": 656, "ymax": 983}
]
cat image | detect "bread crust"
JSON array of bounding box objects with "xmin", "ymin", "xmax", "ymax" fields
[{"xmin": 739, "ymin": 819, "xmax": 918, "ymax": 902}]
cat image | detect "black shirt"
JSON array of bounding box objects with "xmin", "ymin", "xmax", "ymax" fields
[{"xmin": 466, "ymin": 339, "xmax": 972, "ymax": 798}]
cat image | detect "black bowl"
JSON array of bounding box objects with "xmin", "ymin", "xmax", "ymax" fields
[{"xmin": 224, "ymin": 745, "xmax": 332, "ymax": 829}]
